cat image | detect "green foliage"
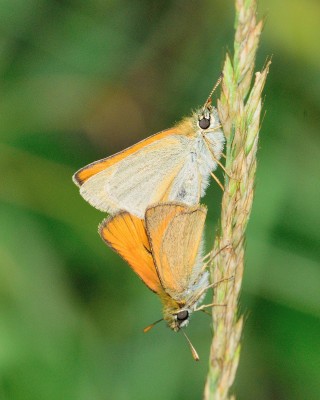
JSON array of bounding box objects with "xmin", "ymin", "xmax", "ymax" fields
[{"xmin": 0, "ymin": 1, "xmax": 319, "ymax": 399}]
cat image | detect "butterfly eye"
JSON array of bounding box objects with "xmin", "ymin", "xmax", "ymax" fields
[
  {"xmin": 199, "ymin": 117, "xmax": 210, "ymax": 129},
  {"xmin": 176, "ymin": 310, "xmax": 189, "ymax": 322}
]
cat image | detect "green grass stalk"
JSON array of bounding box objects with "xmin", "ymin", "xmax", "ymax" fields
[{"xmin": 204, "ymin": 0, "xmax": 270, "ymax": 398}]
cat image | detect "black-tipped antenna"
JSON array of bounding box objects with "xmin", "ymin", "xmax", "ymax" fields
[
  {"xmin": 182, "ymin": 330, "xmax": 200, "ymax": 361},
  {"xmin": 143, "ymin": 318, "xmax": 163, "ymax": 333},
  {"xmin": 203, "ymin": 72, "xmax": 224, "ymax": 108}
]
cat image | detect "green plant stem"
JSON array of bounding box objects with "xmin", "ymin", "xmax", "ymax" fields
[{"xmin": 204, "ymin": 0, "xmax": 270, "ymax": 399}]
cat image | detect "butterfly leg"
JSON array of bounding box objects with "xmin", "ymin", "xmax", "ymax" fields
[
  {"xmin": 202, "ymin": 251, "xmax": 213, "ymax": 261},
  {"xmin": 210, "ymin": 171, "xmax": 224, "ymax": 191},
  {"xmin": 200, "ymin": 309, "xmax": 212, "ymax": 316},
  {"xmin": 190, "ymin": 276, "xmax": 234, "ymax": 306},
  {"xmin": 194, "ymin": 302, "xmax": 226, "ymax": 313},
  {"xmin": 200, "ymin": 243, "xmax": 233, "ymax": 274},
  {"xmin": 202, "ymin": 133, "xmax": 240, "ymax": 181}
]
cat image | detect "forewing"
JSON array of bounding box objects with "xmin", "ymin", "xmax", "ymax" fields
[
  {"xmin": 145, "ymin": 203, "xmax": 207, "ymax": 296},
  {"xmin": 99, "ymin": 212, "xmax": 161, "ymax": 293},
  {"xmin": 73, "ymin": 128, "xmax": 181, "ymax": 185},
  {"xmin": 76, "ymin": 133, "xmax": 190, "ymax": 218}
]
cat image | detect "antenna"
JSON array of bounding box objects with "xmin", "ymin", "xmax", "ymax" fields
[
  {"xmin": 203, "ymin": 72, "xmax": 224, "ymax": 108},
  {"xmin": 182, "ymin": 330, "xmax": 200, "ymax": 361},
  {"xmin": 143, "ymin": 318, "xmax": 163, "ymax": 333}
]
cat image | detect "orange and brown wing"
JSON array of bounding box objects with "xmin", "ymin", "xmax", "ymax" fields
[
  {"xmin": 99, "ymin": 212, "xmax": 161, "ymax": 293},
  {"xmin": 145, "ymin": 203, "xmax": 207, "ymax": 296}
]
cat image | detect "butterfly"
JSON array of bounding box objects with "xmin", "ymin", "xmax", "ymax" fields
[
  {"xmin": 73, "ymin": 80, "xmax": 225, "ymax": 218},
  {"xmin": 99, "ymin": 202, "xmax": 218, "ymax": 359}
]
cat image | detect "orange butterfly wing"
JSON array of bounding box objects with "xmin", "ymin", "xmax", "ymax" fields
[
  {"xmin": 99, "ymin": 212, "xmax": 161, "ymax": 293},
  {"xmin": 73, "ymin": 127, "xmax": 182, "ymax": 186}
]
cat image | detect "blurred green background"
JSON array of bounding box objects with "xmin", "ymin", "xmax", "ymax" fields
[{"xmin": 0, "ymin": 0, "xmax": 319, "ymax": 399}]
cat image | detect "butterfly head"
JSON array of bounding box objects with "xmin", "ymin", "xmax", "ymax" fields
[
  {"xmin": 145, "ymin": 300, "xmax": 200, "ymax": 360},
  {"xmin": 164, "ymin": 306, "xmax": 191, "ymax": 332},
  {"xmin": 196, "ymin": 103, "xmax": 220, "ymax": 132},
  {"xmin": 160, "ymin": 294, "xmax": 194, "ymax": 332}
]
